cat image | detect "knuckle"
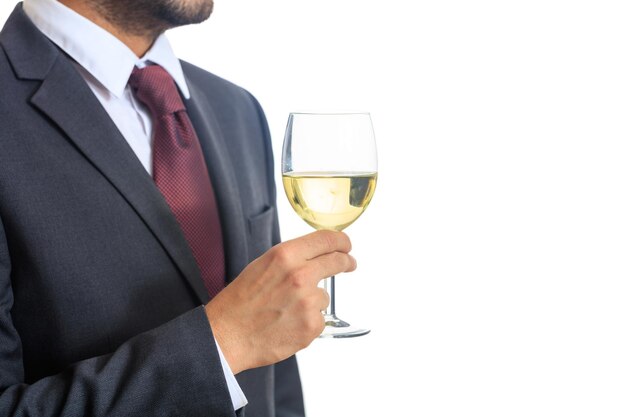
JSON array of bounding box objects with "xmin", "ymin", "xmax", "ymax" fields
[
  {"xmin": 333, "ymin": 252, "xmax": 352, "ymax": 271},
  {"xmin": 270, "ymin": 245, "xmax": 291, "ymax": 265},
  {"xmin": 297, "ymin": 293, "xmax": 316, "ymax": 311},
  {"xmin": 303, "ymin": 312, "xmax": 324, "ymax": 337},
  {"xmin": 287, "ymin": 268, "xmax": 310, "ymax": 289},
  {"xmin": 319, "ymin": 288, "xmax": 330, "ymax": 309},
  {"xmin": 317, "ymin": 230, "xmax": 336, "ymax": 252},
  {"xmin": 324, "ymin": 232, "xmax": 337, "ymax": 252},
  {"xmin": 323, "ymin": 231, "xmax": 351, "ymax": 253},
  {"xmin": 341, "ymin": 232, "xmax": 352, "ymax": 252},
  {"xmin": 346, "ymin": 254, "xmax": 357, "ymax": 271}
]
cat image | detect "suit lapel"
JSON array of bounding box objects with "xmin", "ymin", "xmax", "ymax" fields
[
  {"xmin": 1, "ymin": 6, "xmax": 210, "ymax": 304},
  {"xmin": 183, "ymin": 78, "xmax": 249, "ymax": 282},
  {"xmin": 31, "ymin": 60, "xmax": 210, "ymax": 304}
]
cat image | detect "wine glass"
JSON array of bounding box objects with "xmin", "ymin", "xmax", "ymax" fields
[{"xmin": 282, "ymin": 112, "xmax": 377, "ymax": 338}]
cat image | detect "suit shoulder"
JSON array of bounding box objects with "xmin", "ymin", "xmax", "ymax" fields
[
  {"xmin": 180, "ymin": 60, "xmax": 266, "ymax": 124},
  {"xmin": 180, "ymin": 60, "xmax": 251, "ymax": 100}
]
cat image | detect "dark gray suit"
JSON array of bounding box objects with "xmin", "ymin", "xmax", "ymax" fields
[{"xmin": 0, "ymin": 4, "xmax": 304, "ymax": 416}]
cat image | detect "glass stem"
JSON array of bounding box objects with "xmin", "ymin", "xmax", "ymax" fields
[{"xmin": 323, "ymin": 276, "xmax": 336, "ymax": 318}]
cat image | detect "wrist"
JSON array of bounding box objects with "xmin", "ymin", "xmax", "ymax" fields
[{"xmin": 204, "ymin": 302, "xmax": 245, "ymax": 374}]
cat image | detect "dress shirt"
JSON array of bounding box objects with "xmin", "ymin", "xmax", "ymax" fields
[{"xmin": 22, "ymin": 0, "xmax": 247, "ymax": 410}]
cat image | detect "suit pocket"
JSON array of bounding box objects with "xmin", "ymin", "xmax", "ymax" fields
[{"xmin": 247, "ymin": 206, "xmax": 276, "ymax": 261}]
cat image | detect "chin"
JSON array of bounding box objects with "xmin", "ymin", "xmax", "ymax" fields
[{"xmin": 162, "ymin": 0, "xmax": 214, "ymax": 26}]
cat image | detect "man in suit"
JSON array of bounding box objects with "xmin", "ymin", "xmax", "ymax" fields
[{"xmin": 0, "ymin": 0, "xmax": 357, "ymax": 415}]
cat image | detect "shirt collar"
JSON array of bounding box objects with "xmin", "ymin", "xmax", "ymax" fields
[{"xmin": 23, "ymin": 0, "xmax": 191, "ymax": 99}]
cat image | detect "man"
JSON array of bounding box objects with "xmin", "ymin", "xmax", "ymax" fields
[{"xmin": 0, "ymin": 0, "xmax": 356, "ymax": 415}]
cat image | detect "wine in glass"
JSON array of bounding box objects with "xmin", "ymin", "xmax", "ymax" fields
[{"xmin": 282, "ymin": 112, "xmax": 377, "ymax": 338}]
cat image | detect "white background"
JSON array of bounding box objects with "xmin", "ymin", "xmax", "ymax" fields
[{"xmin": 2, "ymin": 1, "xmax": 626, "ymax": 416}]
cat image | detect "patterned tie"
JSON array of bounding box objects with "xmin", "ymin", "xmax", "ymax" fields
[{"xmin": 128, "ymin": 65, "xmax": 225, "ymax": 298}]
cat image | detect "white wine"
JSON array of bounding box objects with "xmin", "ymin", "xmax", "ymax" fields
[{"xmin": 283, "ymin": 171, "xmax": 377, "ymax": 231}]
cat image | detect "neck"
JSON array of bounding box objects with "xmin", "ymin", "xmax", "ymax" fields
[{"xmin": 58, "ymin": 0, "xmax": 157, "ymax": 57}]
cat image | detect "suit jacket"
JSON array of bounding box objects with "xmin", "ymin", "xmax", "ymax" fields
[{"xmin": 0, "ymin": 4, "xmax": 304, "ymax": 416}]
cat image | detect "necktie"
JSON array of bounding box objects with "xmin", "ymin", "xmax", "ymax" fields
[{"xmin": 129, "ymin": 65, "xmax": 225, "ymax": 298}]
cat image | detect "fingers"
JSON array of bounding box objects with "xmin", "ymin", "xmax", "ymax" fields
[
  {"xmin": 283, "ymin": 230, "xmax": 352, "ymax": 260},
  {"xmin": 308, "ymin": 252, "xmax": 357, "ymax": 282},
  {"xmin": 283, "ymin": 251, "xmax": 356, "ymax": 295},
  {"xmin": 317, "ymin": 287, "xmax": 331, "ymax": 311},
  {"xmin": 284, "ymin": 252, "xmax": 356, "ymax": 291},
  {"xmin": 315, "ymin": 287, "xmax": 330, "ymax": 311}
]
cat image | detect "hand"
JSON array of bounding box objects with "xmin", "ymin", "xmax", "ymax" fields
[{"xmin": 204, "ymin": 230, "xmax": 356, "ymax": 374}]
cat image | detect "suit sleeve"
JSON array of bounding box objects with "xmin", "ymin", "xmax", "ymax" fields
[
  {"xmin": 274, "ymin": 357, "xmax": 306, "ymax": 417},
  {"xmin": 0, "ymin": 218, "xmax": 236, "ymax": 417},
  {"xmin": 246, "ymin": 91, "xmax": 306, "ymax": 417}
]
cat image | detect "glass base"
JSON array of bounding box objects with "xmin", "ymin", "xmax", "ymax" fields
[{"xmin": 319, "ymin": 314, "xmax": 370, "ymax": 338}]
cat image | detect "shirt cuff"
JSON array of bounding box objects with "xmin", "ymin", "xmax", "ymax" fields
[{"xmin": 214, "ymin": 336, "xmax": 248, "ymax": 411}]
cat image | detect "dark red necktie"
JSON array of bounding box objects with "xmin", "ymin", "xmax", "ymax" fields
[{"xmin": 129, "ymin": 65, "xmax": 225, "ymax": 298}]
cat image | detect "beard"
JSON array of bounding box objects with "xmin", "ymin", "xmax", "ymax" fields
[{"xmin": 89, "ymin": 0, "xmax": 214, "ymax": 37}]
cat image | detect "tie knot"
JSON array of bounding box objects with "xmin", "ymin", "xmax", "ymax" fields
[{"xmin": 128, "ymin": 65, "xmax": 186, "ymax": 116}]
